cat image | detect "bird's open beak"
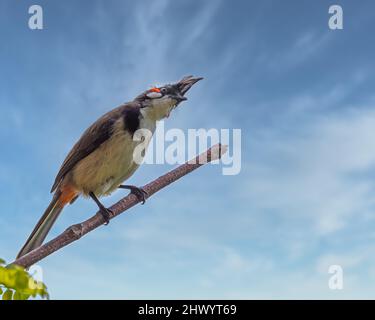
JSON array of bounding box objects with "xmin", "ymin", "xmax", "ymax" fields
[{"xmin": 171, "ymin": 75, "xmax": 203, "ymax": 103}]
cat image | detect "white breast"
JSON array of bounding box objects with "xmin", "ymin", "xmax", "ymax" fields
[
  {"xmin": 72, "ymin": 119, "xmax": 138, "ymax": 196},
  {"xmin": 72, "ymin": 112, "xmax": 158, "ymax": 197}
]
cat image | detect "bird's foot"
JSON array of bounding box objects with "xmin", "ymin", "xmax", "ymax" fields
[
  {"xmin": 89, "ymin": 191, "xmax": 112, "ymax": 225},
  {"xmin": 119, "ymin": 185, "xmax": 148, "ymax": 204},
  {"xmin": 99, "ymin": 207, "xmax": 113, "ymax": 225}
]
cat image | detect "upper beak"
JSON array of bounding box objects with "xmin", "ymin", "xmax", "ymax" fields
[{"xmin": 171, "ymin": 75, "xmax": 203, "ymax": 103}]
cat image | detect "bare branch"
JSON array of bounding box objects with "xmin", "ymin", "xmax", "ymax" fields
[{"xmin": 11, "ymin": 144, "xmax": 227, "ymax": 268}]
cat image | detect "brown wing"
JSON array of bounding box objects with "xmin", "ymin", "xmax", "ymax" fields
[{"xmin": 50, "ymin": 102, "xmax": 138, "ymax": 193}]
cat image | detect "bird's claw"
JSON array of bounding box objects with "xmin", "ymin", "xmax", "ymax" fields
[
  {"xmin": 131, "ymin": 187, "xmax": 148, "ymax": 204},
  {"xmin": 119, "ymin": 185, "xmax": 148, "ymax": 204},
  {"xmin": 99, "ymin": 207, "xmax": 113, "ymax": 225}
]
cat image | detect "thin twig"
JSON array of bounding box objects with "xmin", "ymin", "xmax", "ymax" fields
[{"xmin": 11, "ymin": 144, "xmax": 227, "ymax": 268}]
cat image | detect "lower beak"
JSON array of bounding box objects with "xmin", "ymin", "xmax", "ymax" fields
[{"xmin": 170, "ymin": 94, "xmax": 187, "ymax": 103}]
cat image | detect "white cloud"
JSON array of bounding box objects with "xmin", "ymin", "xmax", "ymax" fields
[
  {"xmin": 243, "ymin": 82, "xmax": 375, "ymax": 235},
  {"xmin": 261, "ymin": 31, "xmax": 332, "ymax": 72}
]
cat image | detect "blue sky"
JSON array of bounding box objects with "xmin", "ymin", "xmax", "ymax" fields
[{"xmin": 1, "ymin": 0, "xmax": 375, "ymax": 299}]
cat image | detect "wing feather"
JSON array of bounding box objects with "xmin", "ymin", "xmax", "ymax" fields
[{"xmin": 50, "ymin": 102, "xmax": 139, "ymax": 192}]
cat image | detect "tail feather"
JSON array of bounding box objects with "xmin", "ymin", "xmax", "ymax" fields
[{"xmin": 17, "ymin": 191, "xmax": 65, "ymax": 259}]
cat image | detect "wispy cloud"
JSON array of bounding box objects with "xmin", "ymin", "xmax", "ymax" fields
[{"xmin": 243, "ymin": 89, "xmax": 375, "ymax": 236}]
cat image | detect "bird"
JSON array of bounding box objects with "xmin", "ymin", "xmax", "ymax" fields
[{"xmin": 17, "ymin": 75, "xmax": 203, "ymax": 259}]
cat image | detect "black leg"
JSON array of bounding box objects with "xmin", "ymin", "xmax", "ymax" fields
[
  {"xmin": 89, "ymin": 192, "xmax": 112, "ymax": 225},
  {"xmin": 118, "ymin": 185, "xmax": 148, "ymax": 204}
]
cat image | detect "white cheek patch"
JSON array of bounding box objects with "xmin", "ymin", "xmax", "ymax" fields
[{"xmin": 146, "ymin": 91, "xmax": 162, "ymax": 99}]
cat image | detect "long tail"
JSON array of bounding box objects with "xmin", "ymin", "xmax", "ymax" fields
[{"xmin": 16, "ymin": 185, "xmax": 78, "ymax": 259}]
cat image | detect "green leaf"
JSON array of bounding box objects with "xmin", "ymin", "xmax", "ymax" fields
[
  {"xmin": 13, "ymin": 291, "xmax": 21, "ymax": 300},
  {"xmin": 0, "ymin": 258, "xmax": 5, "ymax": 265},
  {"xmin": 0, "ymin": 259, "xmax": 49, "ymax": 300},
  {"xmin": 13, "ymin": 290, "xmax": 30, "ymax": 300},
  {"xmin": 2, "ymin": 289, "xmax": 13, "ymax": 300}
]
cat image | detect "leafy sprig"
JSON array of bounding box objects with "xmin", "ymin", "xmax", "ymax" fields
[{"xmin": 0, "ymin": 258, "xmax": 49, "ymax": 300}]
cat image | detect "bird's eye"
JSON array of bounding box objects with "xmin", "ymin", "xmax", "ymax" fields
[{"xmin": 160, "ymin": 87, "xmax": 168, "ymax": 95}]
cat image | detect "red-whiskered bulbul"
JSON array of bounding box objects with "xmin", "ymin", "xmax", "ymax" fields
[{"xmin": 17, "ymin": 75, "xmax": 203, "ymax": 259}]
